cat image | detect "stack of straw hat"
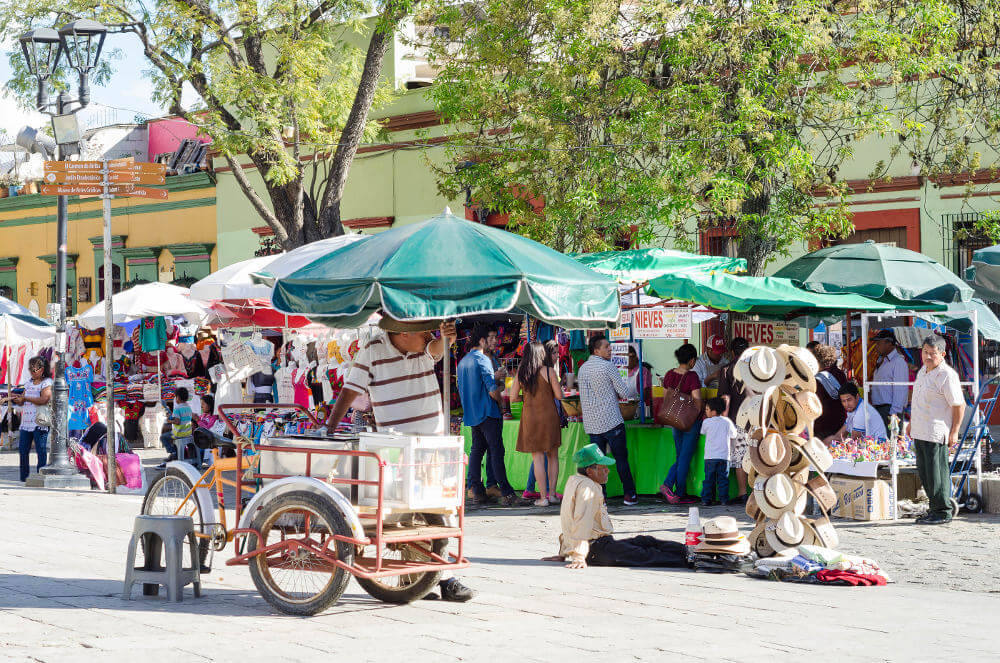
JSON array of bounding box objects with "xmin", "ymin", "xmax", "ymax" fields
[{"xmin": 733, "ymin": 345, "xmax": 840, "ymax": 558}]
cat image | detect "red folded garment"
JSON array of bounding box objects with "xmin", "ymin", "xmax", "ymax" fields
[{"xmin": 816, "ymin": 569, "xmax": 886, "ymax": 586}]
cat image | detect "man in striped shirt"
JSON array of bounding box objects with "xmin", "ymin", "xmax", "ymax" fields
[{"xmin": 324, "ymin": 316, "xmax": 475, "ymax": 602}]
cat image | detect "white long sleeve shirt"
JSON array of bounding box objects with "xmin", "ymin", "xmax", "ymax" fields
[{"xmin": 871, "ymin": 349, "xmax": 909, "ymax": 415}]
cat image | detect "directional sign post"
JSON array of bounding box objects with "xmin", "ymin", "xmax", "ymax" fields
[{"xmin": 39, "ymin": 159, "xmax": 167, "ymax": 493}]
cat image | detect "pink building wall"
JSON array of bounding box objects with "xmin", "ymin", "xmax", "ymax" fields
[{"xmin": 147, "ymin": 118, "xmax": 211, "ymax": 159}]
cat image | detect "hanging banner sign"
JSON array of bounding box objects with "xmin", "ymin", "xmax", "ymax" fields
[
  {"xmin": 609, "ymin": 310, "xmax": 632, "ymax": 342},
  {"xmin": 631, "ymin": 307, "xmax": 692, "ymax": 339},
  {"xmin": 732, "ymin": 320, "xmax": 800, "ymax": 347}
]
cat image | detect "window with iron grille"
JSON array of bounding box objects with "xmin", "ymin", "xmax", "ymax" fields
[{"xmin": 942, "ymin": 211, "xmax": 1000, "ymax": 376}]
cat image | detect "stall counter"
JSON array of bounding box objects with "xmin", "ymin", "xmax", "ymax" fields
[{"xmin": 462, "ymin": 420, "xmax": 738, "ymax": 498}]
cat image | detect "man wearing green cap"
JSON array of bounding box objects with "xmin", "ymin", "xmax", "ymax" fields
[{"xmin": 544, "ymin": 444, "xmax": 688, "ymax": 569}]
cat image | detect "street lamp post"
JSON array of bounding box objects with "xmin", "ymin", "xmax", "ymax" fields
[{"xmin": 19, "ymin": 20, "xmax": 107, "ymax": 489}]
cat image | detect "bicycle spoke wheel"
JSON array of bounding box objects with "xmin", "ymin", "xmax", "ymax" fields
[
  {"xmin": 356, "ymin": 513, "xmax": 448, "ymax": 604},
  {"xmin": 248, "ymin": 491, "xmax": 353, "ymax": 615}
]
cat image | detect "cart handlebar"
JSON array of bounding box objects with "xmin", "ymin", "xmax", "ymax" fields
[{"xmin": 218, "ymin": 402, "xmax": 325, "ymax": 440}]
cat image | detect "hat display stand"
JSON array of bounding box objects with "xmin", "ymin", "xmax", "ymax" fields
[{"xmin": 738, "ymin": 344, "xmax": 839, "ymax": 560}]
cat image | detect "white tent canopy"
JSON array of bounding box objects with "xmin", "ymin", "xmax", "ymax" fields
[
  {"xmin": 250, "ymin": 234, "xmax": 368, "ymax": 287},
  {"xmin": 76, "ymin": 282, "xmax": 207, "ymax": 329},
  {"xmin": 189, "ymin": 255, "xmax": 276, "ymax": 302}
]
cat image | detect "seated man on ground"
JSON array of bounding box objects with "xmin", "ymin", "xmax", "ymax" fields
[{"xmin": 543, "ymin": 444, "xmax": 688, "ymax": 569}]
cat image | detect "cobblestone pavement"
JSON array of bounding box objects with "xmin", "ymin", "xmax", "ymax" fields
[{"xmin": 1, "ymin": 448, "xmax": 998, "ymax": 662}]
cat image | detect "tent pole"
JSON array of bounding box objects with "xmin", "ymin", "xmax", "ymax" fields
[{"xmin": 442, "ymin": 327, "xmax": 450, "ymax": 435}]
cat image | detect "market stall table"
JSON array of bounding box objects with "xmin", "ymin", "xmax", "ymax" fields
[{"xmin": 461, "ymin": 420, "xmax": 739, "ymax": 498}]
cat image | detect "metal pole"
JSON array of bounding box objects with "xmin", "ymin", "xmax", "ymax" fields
[
  {"xmin": 973, "ymin": 308, "xmax": 981, "ymax": 489},
  {"xmin": 40, "ymin": 114, "xmax": 75, "ymax": 479},
  {"xmin": 442, "ymin": 330, "xmax": 450, "ymax": 435},
  {"xmin": 861, "ymin": 313, "xmax": 869, "ymax": 436},
  {"xmin": 102, "ymin": 160, "xmax": 117, "ymax": 492}
]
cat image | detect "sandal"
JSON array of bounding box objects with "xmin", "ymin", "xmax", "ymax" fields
[
  {"xmin": 533, "ymin": 498, "xmax": 550, "ymax": 507},
  {"xmin": 547, "ymin": 494, "xmax": 561, "ymax": 505}
]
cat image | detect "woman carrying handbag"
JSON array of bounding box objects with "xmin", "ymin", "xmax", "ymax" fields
[
  {"xmin": 657, "ymin": 343, "xmax": 703, "ymax": 505},
  {"xmin": 11, "ymin": 356, "xmax": 53, "ymax": 482}
]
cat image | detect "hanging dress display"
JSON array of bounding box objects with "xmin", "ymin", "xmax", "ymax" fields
[{"xmin": 65, "ymin": 363, "xmax": 95, "ymax": 432}]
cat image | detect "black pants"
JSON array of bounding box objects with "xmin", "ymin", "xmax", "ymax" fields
[
  {"xmin": 590, "ymin": 423, "xmax": 636, "ymax": 496},
  {"xmin": 873, "ymin": 403, "xmax": 892, "ymax": 435},
  {"xmin": 468, "ymin": 417, "xmax": 514, "ymax": 497},
  {"xmin": 587, "ymin": 535, "xmax": 688, "ymax": 568}
]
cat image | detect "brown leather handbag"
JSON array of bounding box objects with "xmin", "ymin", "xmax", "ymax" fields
[{"xmin": 656, "ymin": 385, "xmax": 701, "ymax": 430}]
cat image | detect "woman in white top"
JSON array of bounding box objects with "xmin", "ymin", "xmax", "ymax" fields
[{"xmin": 13, "ymin": 356, "xmax": 53, "ymax": 481}]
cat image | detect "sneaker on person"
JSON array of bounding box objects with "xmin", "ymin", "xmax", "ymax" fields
[
  {"xmin": 440, "ymin": 578, "xmax": 475, "ymax": 602},
  {"xmin": 677, "ymin": 494, "xmax": 699, "ymax": 505},
  {"xmin": 485, "ymin": 485, "xmax": 503, "ymax": 501},
  {"xmin": 920, "ymin": 513, "xmax": 952, "ymax": 525},
  {"xmin": 623, "ymin": 493, "xmax": 638, "ymax": 506},
  {"xmin": 659, "ymin": 485, "xmax": 680, "ymax": 504},
  {"xmin": 497, "ymin": 493, "xmax": 519, "ymax": 507},
  {"xmin": 522, "ymin": 490, "xmax": 542, "ymax": 500}
]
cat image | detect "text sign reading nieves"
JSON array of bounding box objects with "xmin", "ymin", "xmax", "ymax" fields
[
  {"xmin": 630, "ymin": 307, "xmax": 692, "ymax": 339},
  {"xmin": 731, "ymin": 320, "xmax": 799, "ymax": 347}
]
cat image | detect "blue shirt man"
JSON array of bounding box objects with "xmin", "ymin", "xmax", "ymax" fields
[
  {"xmin": 458, "ymin": 325, "xmax": 515, "ymax": 504},
  {"xmin": 458, "ymin": 348, "xmax": 501, "ymax": 426}
]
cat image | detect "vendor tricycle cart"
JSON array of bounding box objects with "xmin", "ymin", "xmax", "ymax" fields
[{"xmin": 140, "ymin": 403, "xmax": 469, "ymax": 615}]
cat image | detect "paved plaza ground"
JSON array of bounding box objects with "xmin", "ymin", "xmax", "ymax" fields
[{"xmin": 0, "ymin": 448, "xmax": 998, "ymax": 663}]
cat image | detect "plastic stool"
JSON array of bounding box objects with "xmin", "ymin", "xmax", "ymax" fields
[{"xmin": 123, "ymin": 515, "xmax": 201, "ymax": 602}]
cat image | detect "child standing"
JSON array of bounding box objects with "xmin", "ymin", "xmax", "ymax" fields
[
  {"xmin": 171, "ymin": 387, "xmax": 197, "ymax": 466},
  {"xmin": 700, "ymin": 397, "xmax": 737, "ymax": 506}
]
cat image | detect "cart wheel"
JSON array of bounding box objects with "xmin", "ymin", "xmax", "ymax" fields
[
  {"xmin": 964, "ymin": 492, "xmax": 984, "ymax": 514},
  {"xmin": 142, "ymin": 468, "xmax": 210, "ymax": 568},
  {"xmin": 247, "ymin": 490, "xmax": 354, "ymax": 616},
  {"xmin": 950, "ymin": 497, "xmax": 961, "ymax": 518},
  {"xmin": 356, "ymin": 513, "xmax": 449, "ymax": 604}
]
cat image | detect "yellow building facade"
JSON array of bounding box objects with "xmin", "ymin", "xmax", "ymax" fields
[{"xmin": 0, "ymin": 172, "xmax": 216, "ymax": 317}]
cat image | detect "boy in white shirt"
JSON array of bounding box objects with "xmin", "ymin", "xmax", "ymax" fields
[{"xmin": 700, "ymin": 397, "xmax": 737, "ymax": 506}]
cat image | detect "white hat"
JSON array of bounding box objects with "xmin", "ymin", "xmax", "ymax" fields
[
  {"xmin": 765, "ymin": 511, "xmax": 806, "ymax": 554},
  {"xmin": 777, "ymin": 344, "xmax": 818, "ymax": 393},
  {"xmin": 773, "ymin": 391, "xmax": 822, "ymax": 435},
  {"xmin": 802, "ymin": 515, "xmax": 840, "ymax": 548},
  {"xmin": 797, "ymin": 436, "xmax": 834, "ymax": 473},
  {"xmin": 748, "ymin": 429, "xmax": 791, "ymax": 476},
  {"xmin": 736, "ymin": 393, "xmax": 765, "ymax": 432},
  {"xmin": 753, "ymin": 473, "xmax": 797, "ymax": 518},
  {"xmin": 737, "ymin": 346, "xmax": 785, "ymax": 394},
  {"xmin": 695, "ymin": 516, "xmax": 751, "ymax": 555}
]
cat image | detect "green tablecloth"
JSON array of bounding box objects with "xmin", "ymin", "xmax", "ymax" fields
[{"xmin": 462, "ymin": 420, "xmax": 737, "ymax": 498}]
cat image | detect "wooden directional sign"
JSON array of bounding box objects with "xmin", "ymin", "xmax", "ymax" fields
[
  {"xmin": 40, "ymin": 184, "xmax": 103, "ymax": 196},
  {"xmin": 108, "ymin": 162, "xmax": 167, "ymax": 176},
  {"xmin": 108, "ymin": 171, "xmax": 166, "ymax": 185},
  {"xmin": 107, "ymin": 185, "xmax": 169, "ymax": 200},
  {"xmin": 43, "ymin": 160, "xmax": 103, "ymax": 172},
  {"xmin": 43, "ymin": 171, "xmax": 103, "ymax": 184}
]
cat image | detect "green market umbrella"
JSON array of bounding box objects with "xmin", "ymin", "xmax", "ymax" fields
[
  {"xmin": 965, "ymin": 245, "xmax": 1000, "ymax": 303},
  {"xmin": 647, "ymin": 270, "xmax": 898, "ymax": 317},
  {"xmin": 270, "ymin": 211, "xmax": 620, "ymax": 329},
  {"xmin": 573, "ymin": 248, "xmax": 746, "ymax": 283},
  {"xmin": 928, "ymin": 299, "xmax": 1000, "ymax": 341},
  {"xmin": 774, "ymin": 240, "xmax": 973, "ymax": 305}
]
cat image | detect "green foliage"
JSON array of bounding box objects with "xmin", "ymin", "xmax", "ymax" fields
[
  {"xmin": 421, "ymin": 0, "xmax": 960, "ymax": 273},
  {"xmin": 0, "ymin": 0, "xmax": 407, "ymax": 246}
]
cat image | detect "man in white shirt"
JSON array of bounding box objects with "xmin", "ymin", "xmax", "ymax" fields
[
  {"xmin": 870, "ymin": 329, "xmax": 909, "ymax": 433},
  {"xmin": 693, "ymin": 335, "xmax": 728, "ymax": 388},
  {"xmin": 833, "ymin": 382, "xmax": 888, "ymax": 441},
  {"xmin": 910, "ymin": 335, "xmax": 966, "ymax": 525}
]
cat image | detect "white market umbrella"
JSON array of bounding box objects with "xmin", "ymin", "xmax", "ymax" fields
[
  {"xmin": 250, "ymin": 234, "xmax": 369, "ymax": 287},
  {"xmin": 189, "ymin": 255, "xmax": 278, "ymax": 302},
  {"xmin": 76, "ymin": 282, "xmax": 208, "ymax": 330}
]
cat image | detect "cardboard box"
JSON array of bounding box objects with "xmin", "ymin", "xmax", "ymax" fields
[{"xmin": 829, "ymin": 474, "xmax": 896, "ymax": 521}]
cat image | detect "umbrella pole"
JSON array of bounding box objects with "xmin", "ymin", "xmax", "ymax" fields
[{"xmin": 442, "ymin": 329, "xmax": 450, "ymax": 435}]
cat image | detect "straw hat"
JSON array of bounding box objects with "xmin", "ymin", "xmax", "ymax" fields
[
  {"xmin": 749, "ymin": 517, "xmax": 775, "ymax": 557},
  {"xmin": 753, "ymin": 473, "xmax": 797, "ymax": 518},
  {"xmin": 786, "ymin": 446, "xmax": 809, "ymax": 475},
  {"xmin": 736, "ymin": 393, "xmax": 765, "ymax": 432},
  {"xmin": 742, "ymin": 449, "xmax": 758, "ymax": 485},
  {"xmin": 802, "ymin": 515, "xmax": 840, "ymax": 548},
  {"xmin": 800, "ymin": 474, "xmax": 837, "ymax": 513},
  {"xmin": 765, "ymin": 512, "xmax": 807, "ymax": 554},
  {"xmin": 798, "ymin": 436, "xmax": 835, "ymax": 473},
  {"xmin": 773, "ymin": 391, "xmax": 822, "ymax": 435},
  {"xmin": 748, "ymin": 429, "xmax": 791, "ymax": 476},
  {"xmin": 745, "ymin": 492, "xmax": 761, "ymax": 520},
  {"xmin": 737, "ymin": 346, "xmax": 785, "ymax": 394},
  {"xmin": 694, "ymin": 516, "xmax": 751, "ymax": 555},
  {"xmin": 777, "ymin": 344, "xmax": 818, "ymax": 393}
]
